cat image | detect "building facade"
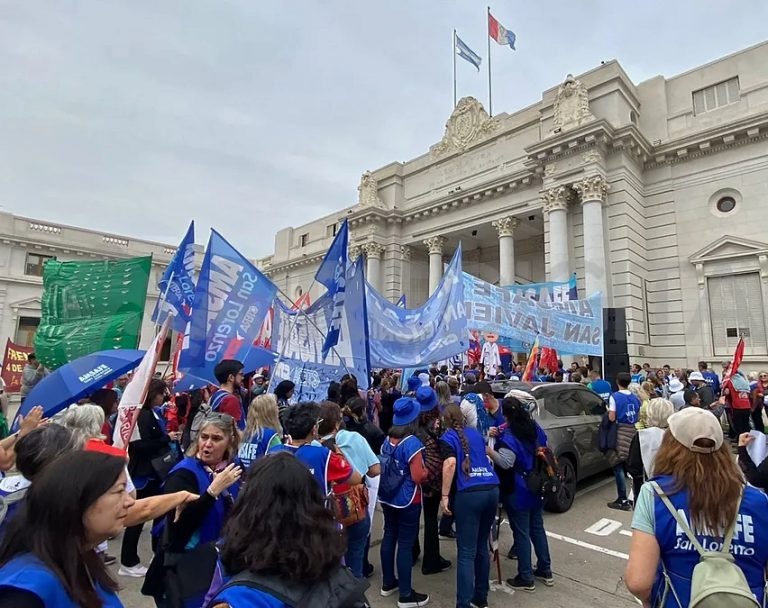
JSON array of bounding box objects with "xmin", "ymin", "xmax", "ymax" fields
[
  {"xmin": 0, "ymin": 210, "xmax": 189, "ymax": 358},
  {"xmin": 259, "ymin": 41, "xmax": 768, "ymax": 370}
]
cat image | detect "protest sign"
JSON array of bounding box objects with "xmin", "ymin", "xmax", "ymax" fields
[{"xmin": 1, "ymin": 339, "xmax": 34, "ymax": 392}]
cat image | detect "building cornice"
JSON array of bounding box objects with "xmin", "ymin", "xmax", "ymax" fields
[{"xmin": 261, "ymin": 250, "xmax": 326, "ymax": 276}]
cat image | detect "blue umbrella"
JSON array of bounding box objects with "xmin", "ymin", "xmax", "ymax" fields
[
  {"xmin": 174, "ymin": 373, "xmax": 213, "ymax": 393},
  {"xmin": 12, "ymin": 349, "xmax": 146, "ymax": 431}
]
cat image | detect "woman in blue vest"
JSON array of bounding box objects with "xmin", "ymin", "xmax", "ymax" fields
[
  {"xmin": 142, "ymin": 413, "xmax": 242, "ymax": 608},
  {"xmin": 439, "ymin": 404, "xmax": 499, "ymax": 608},
  {"xmin": 0, "ymin": 450, "xmax": 134, "ymax": 608},
  {"xmin": 122, "ymin": 378, "xmax": 176, "ymax": 578},
  {"xmin": 626, "ymin": 407, "xmax": 768, "ymax": 607},
  {"xmin": 490, "ymin": 396, "xmax": 553, "ymax": 592},
  {"xmin": 237, "ymin": 394, "xmax": 282, "ymax": 469},
  {"xmin": 379, "ymin": 397, "xmax": 429, "ymax": 607},
  {"xmin": 206, "ymin": 452, "xmax": 369, "ymax": 608}
]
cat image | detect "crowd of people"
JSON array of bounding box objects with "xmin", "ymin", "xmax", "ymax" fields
[{"xmin": 0, "ymin": 352, "xmax": 767, "ymax": 607}]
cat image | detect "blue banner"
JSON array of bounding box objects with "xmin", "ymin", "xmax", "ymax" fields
[
  {"xmin": 463, "ymin": 272, "xmax": 603, "ymax": 356},
  {"xmin": 152, "ymin": 221, "xmax": 196, "ymax": 332},
  {"xmin": 366, "ymin": 246, "xmax": 468, "ymax": 368},
  {"xmin": 271, "ymin": 255, "xmax": 370, "ymax": 398},
  {"xmin": 318, "ymin": 221, "xmax": 349, "ymax": 357},
  {"xmin": 179, "ymin": 229, "xmax": 278, "ymax": 384}
]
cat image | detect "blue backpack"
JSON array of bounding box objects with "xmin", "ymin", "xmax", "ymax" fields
[{"xmin": 378, "ymin": 439, "xmax": 408, "ymax": 503}]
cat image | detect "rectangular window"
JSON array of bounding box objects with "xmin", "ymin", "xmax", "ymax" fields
[
  {"xmin": 326, "ymin": 223, "xmax": 337, "ymax": 238},
  {"xmin": 692, "ymin": 77, "xmax": 740, "ymax": 115},
  {"xmin": 25, "ymin": 253, "xmax": 54, "ymax": 276},
  {"xmin": 15, "ymin": 317, "xmax": 40, "ymax": 347},
  {"xmin": 299, "ymin": 233, "xmax": 309, "ymax": 247},
  {"xmin": 708, "ymin": 273, "xmax": 767, "ymax": 356}
]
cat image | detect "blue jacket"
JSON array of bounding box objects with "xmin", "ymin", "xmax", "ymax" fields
[{"xmin": 495, "ymin": 425, "xmax": 548, "ymax": 510}]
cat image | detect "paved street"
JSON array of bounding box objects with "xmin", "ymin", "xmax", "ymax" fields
[{"xmin": 116, "ymin": 470, "xmax": 639, "ymax": 607}]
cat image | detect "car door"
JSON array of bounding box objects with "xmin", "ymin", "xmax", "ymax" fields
[
  {"xmin": 546, "ymin": 389, "xmax": 594, "ymax": 475},
  {"xmin": 574, "ymin": 387, "xmax": 609, "ymax": 476}
]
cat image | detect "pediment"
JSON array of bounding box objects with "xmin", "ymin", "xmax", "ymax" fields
[
  {"xmin": 9, "ymin": 296, "xmax": 41, "ymax": 310},
  {"xmin": 689, "ymin": 235, "xmax": 768, "ymax": 264}
]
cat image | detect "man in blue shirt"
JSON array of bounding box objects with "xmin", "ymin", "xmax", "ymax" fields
[
  {"xmin": 606, "ymin": 372, "xmax": 640, "ymax": 512},
  {"xmin": 698, "ymin": 361, "xmax": 721, "ymax": 397},
  {"xmin": 588, "ymin": 370, "xmax": 612, "ymax": 404}
]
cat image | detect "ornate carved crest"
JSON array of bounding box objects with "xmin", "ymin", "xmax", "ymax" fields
[
  {"xmin": 552, "ymin": 74, "xmax": 594, "ymax": 133},
  {"xmin": 431, "ymin": 97, "xmax": 500, "ymax": 158},
  {"xmin": 357, "ymin": 171, "xmax": 383, "ymax": 208}
]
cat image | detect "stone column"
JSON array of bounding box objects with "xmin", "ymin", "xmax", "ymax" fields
[
  {"xmin": 363, "ymin": 242, "xmax": 384, "ymax": 293},
  {"xmin": 574, "ymin": 175, "xmax": 609, "ymax": 297},
  {"xmin": 424, "ymin": 236, "xmax": 446, "ymax": 295},
  {"xmin": 542, "ymin": 186, "xmax": 572, "ymax": 282},
  {"xmin": 400, "ymin": 245, "xmax": 412, "ymax": 302},
  {"xmin": 492, "ymin": 216, "xmax": 520, "ymax": 287}
]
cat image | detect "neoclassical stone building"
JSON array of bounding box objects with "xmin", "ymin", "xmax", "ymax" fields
[{"xmin": 259, "ymin": 40, "xmax": 768, "ymax": 370}]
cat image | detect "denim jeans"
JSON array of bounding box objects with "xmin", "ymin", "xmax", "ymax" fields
[
  {"xmin": 454, "ymin": 488, "xmax": 499, "ymax": 608},
  {"xmin": 502, "ymin": 495, "xmax": 552, "ymax": 582},
  {"xmin": 613, "ymin": 463, "xmax": 627, "ymax": 501},
  {"xmin": 345, "ymin": 514, "xmax": 370, "ymax": 579},
  {"xmin": 381, "ymin": 503, "xmax": 422, "ymax": 597}
]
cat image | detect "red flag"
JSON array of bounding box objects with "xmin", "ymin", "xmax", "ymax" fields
[
  {"xmin": 1, "ymin": 339, "xmax": 34, "ymax": 393},
  {"xmin": 522, "ymin": 337, "xmax": 540, "ymax": 382},
  {"xmin": 540, "ymin": 347, "xmax": 559, "ymax": 374},
  {"xmin": 722, "ymin": 337, "xmax": 745, "ymax": 386}
]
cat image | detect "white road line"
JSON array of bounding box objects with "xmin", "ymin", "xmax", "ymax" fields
[
  {"xmin": 577, "ymin": 475, "xmax": 615, "ymax": 496},
  {"xmin": 546, "ymin": 531, "xmax": 630, "ymax": 560},
  {"xmin": 620, "ymin": 530, "xmax": 633, "ymax": 537}
]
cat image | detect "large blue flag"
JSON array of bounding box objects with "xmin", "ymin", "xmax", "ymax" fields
[
  {"xmin": 179, "ymin": 229, "xmax": 277, "ymax": 384},
  {"xmin": 317, "ymin": 220, "xmax": 349, "ymax": 357},
  {"xmin": 271, "ymin": 255, "xmax": 370, "ymax": 400},
  {"xmin": 366, "ymin": 245, "xmax": 467, "ymax": 368},
  {"xmin": 152, "ymin": 221, "xmax": 196, "ymax": 332}
]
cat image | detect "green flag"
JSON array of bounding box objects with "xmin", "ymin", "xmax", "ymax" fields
[{"xmin": 35, "ymin": 256, "xmax": 152, "ymax": 369}]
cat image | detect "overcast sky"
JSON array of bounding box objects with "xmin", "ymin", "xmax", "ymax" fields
[{"xmin": 1, "ymin": 2, "xmax": 767, "ymax": 258}]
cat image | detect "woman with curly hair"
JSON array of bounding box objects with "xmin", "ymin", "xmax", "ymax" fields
[
  {"xmin": 206, "ymin": 452, "xmax": 369, "ymax": 607},
  {"xmin": 439, "ymin": 404, "xmax": 499, "ymax": 608}
]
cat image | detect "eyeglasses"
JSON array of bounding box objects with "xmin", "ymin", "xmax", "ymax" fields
[{"xmin": 204, "ymin": 412, "xmax": 235, "ymax": 424}]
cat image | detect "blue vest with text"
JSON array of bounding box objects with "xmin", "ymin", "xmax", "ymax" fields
[
  {"xmin": 441, "ymin": 427, "xmax": 499, "ymax": 492},
  {"xmin": 210, "ymin": 389, "xmax": 246, "ymax": 430},
  {"xmin": 0, "ymin": 554, "xmax": 123, "ymax": 608},
  {"xmin": 651, "ymin": 475, "xmax": 768, "ymax": 607},
  {"xmin": 496, "ymin": 425, "xmax": 548, "ymax": 510},
  {"xmin": 591, "ymin": 379, "xmax": 612, "ymax": 403},
  {"xmin": 237, "ymin": 429, "xmax": 278, "ymax": 469},
  {"xmin": 612, "ymin": 391, "xmax": 640, "ymax": 424},
  {"xmin": 169, "ymin": 457, "xmax": 240, "ymax": 546},
  {"xmin": 270, "ymin": 444, "xmax": 331, "ymax": 495}
]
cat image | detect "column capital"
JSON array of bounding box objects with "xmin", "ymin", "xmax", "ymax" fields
[
  {"xmin": 491, "ymin": 216, "xmax": 521, "ymax": 238},
  {"xmin": 423, "ymin": 236, "xmax": 446, "ymax": 256},
  {"xmin": 362, "ymin": 242, "xmax": 384, "ymax": 259},
  {"xmin": 573, "ymin": 174, "xmax": 609, "ymax": 204},
  {"xmin": 541, "ymin": 185, "xmax": 572, "ymax": 215},
  {"xmin": 349, "ymin": 244, "xmax": 363, "ymax": 260},
  {"xmin": 400, "ymin": 245, "xmax": 412, "ymax": 260}
]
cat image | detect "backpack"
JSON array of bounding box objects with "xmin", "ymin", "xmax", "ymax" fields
[
  {"xmin": 378, "ymin": 438, "xmax": 408, "ymax": 503},
  {"xmin": 0, "ymin": 475, "xmax": 31, "ymax": 532},
  {"xmin": 650, "ymin": 481, "xmax": 759, "ymax": 608},
  {"xmin": 189, "ymin": 403, "xmax": 212, "ymax": 447},
  {"xmin": 521, "ymin": 446, "xmax": 561, "ymax": 499}
]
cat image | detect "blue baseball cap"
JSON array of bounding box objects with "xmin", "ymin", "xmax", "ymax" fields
[
  {"xmin": 415, "ymin": 386, "xmax": 438, "ymax": 412},
  {"xmin": 393, "ymin": 397, "xmax": 420, "ymax": 426}
]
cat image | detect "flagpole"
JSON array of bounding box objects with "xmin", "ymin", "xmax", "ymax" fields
[
  {"xmin": 487, "ymin": 6, "xmax": 493, "ymax": 116},
  {"xmin": 452, "ymin": 29, "xmax": 457, "ymax": 108}
]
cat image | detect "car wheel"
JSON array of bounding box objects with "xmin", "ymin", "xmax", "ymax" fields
[{"xmin": 545, "ymin": 456, "xmax": 576, "ymax": 513}]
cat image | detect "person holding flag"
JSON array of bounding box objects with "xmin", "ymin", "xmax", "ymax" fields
[{"xmin": 721, "ymin": 337, "xmax": 751, "ymax": 437}]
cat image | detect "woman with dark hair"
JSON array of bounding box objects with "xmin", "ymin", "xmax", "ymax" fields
[
  {"xmin": 626, "ymin": 408, "xmax": 768, "ymax": 606},
  {"xmin": 89, "ymin": 388, "xmax": 119, "ymax": 443},
  {"xmin": 327, "ymin": 381, "xmax": 342, "ymax": 404},
  {"xmin": 344, "ymin": 396, "xmax": 385, "ymax": 455},
  {"xmin": 0, "ymin": 451, "xmax": 133, "ymax": 608},
  {"xmin": 206, "ymin": 452, "xmax": 369, "ymax": 607},
  {"xmin": 273, "ymin": 379, "xmax": 295, "ymax": 426},
  {"xmin": 440, "ymin": 405, "xmax": 499, "ymax": 608},
  {"xmin": 378, "ymin": 377, "xmax": 401, "ymax": 436},
  {"xmin": 489, "ymin": 396, "xmax": 553, "ymax": 592},
  {"xmin": 121, "ymin": 378, "xmax": 177, "ymax": 578},
  {"xmin": 143, "ymin": 413, "xmax": 242, "ymax": 608},
  {"xmin": 378, "ymin": 397, "xmax": 430, "ymax": 607},
  {"xmin": 415, "ymin": 388, "xmax": 451, "ymax": 578}
]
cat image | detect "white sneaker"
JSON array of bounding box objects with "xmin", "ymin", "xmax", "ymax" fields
[{"xmin": 118, "ymin": 564, "xmax": 148, "ymax": 577}]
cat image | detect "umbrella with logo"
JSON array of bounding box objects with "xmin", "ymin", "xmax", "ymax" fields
[{"xmin": 12, "ymin": 349, "xmax": 146, "ymax": 431}]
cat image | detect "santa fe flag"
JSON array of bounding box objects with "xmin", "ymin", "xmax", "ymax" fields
[{"xmin": 488, "ymin": 11, "xmax": 516, "ymax": 50}]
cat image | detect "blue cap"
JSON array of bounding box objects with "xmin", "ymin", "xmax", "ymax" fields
[
  {"xmin": 415, "ymin": 386, "xmax": 438, "ymax": 412},
  {"xmin": 393, "ymin": 397, "xmax": 420, "ymax": 426},
  {"xmin": 407, "ymin": 375, "xmax": 421, "ymax": 393}
]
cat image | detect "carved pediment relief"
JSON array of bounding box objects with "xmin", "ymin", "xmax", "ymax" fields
[{"xmin": 431, "ymin": 97, "xmax": 500, "ymax": 158}]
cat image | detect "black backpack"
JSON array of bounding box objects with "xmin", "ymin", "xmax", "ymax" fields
[{"xmin": 520, "ymin": 445, "xmax": 561, "ymax": 499}]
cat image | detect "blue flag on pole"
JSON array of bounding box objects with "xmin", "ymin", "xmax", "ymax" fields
[
  {"xmin": 315, "ymin": 220, "xmax": 348, "ymax": 292},
  {"xmin": 179, "ymin": 229, "xmax": 277, "ymax": 384},
  {"xmin": 456, "ymin": 34, "xmax": 482, "ymax": 71},
  {"xmin": 152, "ymin": 221, "xmax": 196, "ymax": 332}
]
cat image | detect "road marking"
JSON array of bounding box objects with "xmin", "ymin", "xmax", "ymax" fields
[
  {"xmin": 585, "ymin": 518, "xmax": 623, "ymax": 536},
  {"xmin": 577, "ymin": 475, "xmax": 615, "ymax": 496},
  {"xmin": 546, "ymin": 531, "xmax": 630, "ymax": 560},
  {"xmin": 620, "ymin": 530, "xmax": 633, "ymax": 537}
]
